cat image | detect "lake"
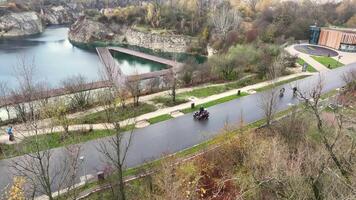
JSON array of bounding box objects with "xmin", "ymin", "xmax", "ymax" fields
[{"xmin": 0, "ymin": 26, "xmax": 167, "ymax": 89}]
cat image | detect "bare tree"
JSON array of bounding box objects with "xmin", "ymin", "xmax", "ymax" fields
[
  {"xmin": 12, "ymin": 56, "xmax": 39, "ymax": 123},
  {"xmin": 164, "ymin": 69, "xmax": 178, "ymax": 103},
  {"xmin": 211, "ymin": 2, "xmax": 241, "ymax": 37},
  {"xmin": 61, "ymin": 75, "xmax": 93, "ymax": 111},
  {"xmin": 97, "ymin": 60, "xmax": 137, "ymax": 200},
  {"xmin": 41, "ymin": 100, "xmax": 71, "ymax": 140},
  {"xmin": 0, "ymin": 81, "xmax": 11, "ymax": 121},
  {"xmin": 258, "ymin": 61, "xmax": 282, "ymax": 127},
  {"xmin": 295, "ymin": 77, "xmax": 351, "ymax": 183},
  {"xmin": 9, "ymin": 57, "xmax": 82, "ymax": 199},
  {"xmin": 342, "ymin": 69, "xmax": 356, "ymax": 91},
  {"xmin": 11, "ymin": 144, "xmax": 82, "ymax": 200},
  {"xmin": 258, "ymin": 87, "xmax": 279, "ymax": 127},
  {"xmin": 126, "ymin": 71, "xmax": 141, "ymax": 107}
]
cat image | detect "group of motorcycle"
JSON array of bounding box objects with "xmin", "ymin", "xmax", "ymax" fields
[{"xmin": 279, "ymin": 87, "xmax": 298, "ymax": 98}]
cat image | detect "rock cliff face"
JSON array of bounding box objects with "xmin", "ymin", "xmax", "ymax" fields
[
  {"xmin": 68, "ymin": 17, "xmax": 117, "ymax": 44},
  {"xmin": 41, "ymin": 5, "xmax": 78, "ymax": 25},
  {"xmin": 0, "ymin": 11, "xmax": 43, "ymax": 38},
  {"xmin": 125, "ymin": 29, "xmax": 192, "ymax": 53},
  {"xmin": 68, "ymin": 18, "xmax": 192, "ymax": 53}
]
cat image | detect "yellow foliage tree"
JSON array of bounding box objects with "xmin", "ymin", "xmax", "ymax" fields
[
  {"xmin": 7, "ymin": 177, "xmax": 26, "ymax": 200},
  {"xmin": 146, "ymin": 3, "xmax": 161, "ymax": 28}
]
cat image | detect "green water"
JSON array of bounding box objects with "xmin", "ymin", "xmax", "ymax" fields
[
  {"xmin": 73, "ymin": 41, "xmax": 207, "ymax": 64},
  {"xmin": 110, "ymin": 50, "xmax": 168, "ymax": 75}
]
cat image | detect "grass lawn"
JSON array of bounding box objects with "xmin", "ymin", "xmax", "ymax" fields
[
  {"xmin": 0, "ymin": 127, "xmax": 134, "ymax": 160},
  {"xmin": 255, "ymin": 75, "xmax": 310, "ymax": 92},
  {"xmin": 148, "ymin": 114, "xmax": 173, "ymax": 124},
  {"xmin": 178, "ymin": 76, "xmax": 262, "ymax": 98},
  {"xmin": 297, "ymin": 58, "xmax": 317, "ymax": 72},
  {"xmin": 182, "ymin": 92, "xmax": 249, "ymax": 114},
  {"xmin": 75, "ymin": 103, "xmax": 157, "ymax": 124},
  {"xmin": 311, "ymin": 56, "xmax": 343, "ymax": 69},
  {"xmin": 151, "ymin": 96, "xmax": 188, "ymax": 107}
]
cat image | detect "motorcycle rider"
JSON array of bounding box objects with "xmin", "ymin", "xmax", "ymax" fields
[
  {"xmin": 279, "ymin": 87, "xmax": 285, "ymax": 97},
  {"xmin": 293, "ymin": 87, "xmax": 298, "ymax": 96}
]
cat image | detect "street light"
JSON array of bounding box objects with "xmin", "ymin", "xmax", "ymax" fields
[{"xmin": 79, "ymin": 156, "xmax": 88, "ymax": 184}]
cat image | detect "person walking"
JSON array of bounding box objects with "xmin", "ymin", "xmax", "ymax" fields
[{"xmin": 7, "ymin": 126, "xmax": 14, "ymax": 141}]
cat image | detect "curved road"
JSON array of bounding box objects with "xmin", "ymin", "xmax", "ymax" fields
[{"xmin": 0, "ymin": 63, "xmax": 355, "ymax": 195}]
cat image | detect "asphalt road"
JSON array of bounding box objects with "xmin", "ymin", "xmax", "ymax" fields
[{"xmin": 0, "ymin": 62, "xmax": 355, "ymax": 195}]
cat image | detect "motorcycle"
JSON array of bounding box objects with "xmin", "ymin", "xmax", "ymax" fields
[
  {"xmin": 193, "ymin": 107, "xmax": 209, "ymax": 120},
  {"xmin": 279, "ymin": 87, "xmax": 285, "ymax": 98}
]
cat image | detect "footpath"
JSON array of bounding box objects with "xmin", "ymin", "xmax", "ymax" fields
[
  {"xmin": 0, "ymin": 72, "xmax": 313, "ymax": 144},
  {"xmin": 285, "ymin": 45, "xmax": 331, "ymax": 72}
]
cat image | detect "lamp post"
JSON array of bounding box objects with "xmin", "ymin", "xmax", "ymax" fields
[{"xmin": 79, "ymin": 156, "xmax": 88, "ymax": 184}]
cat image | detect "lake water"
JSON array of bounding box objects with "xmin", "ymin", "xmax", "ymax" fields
[{"xmin": 0, "ymin": 26, "xmax": 167, "ymax": 89}]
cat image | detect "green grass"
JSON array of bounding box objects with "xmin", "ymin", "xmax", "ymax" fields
[
  {"xmin": 151, "ymin": 96, "xmax": 188, "ymax": 107},
  {"xmin": 179, "ymin": 86, "xmax": 229, "ymax": 98},
  {"xmin": 178, "ymin": 76, "xmax": 262, "ymax": 98},
  {"xmin": 255, "ymin": 75, "xmax": 310, "ymax": 92},
  {"xmin": 311, "ymin": 56, "xmax": 343, "ymax": 69},
  {"xmin": 75, "ymin": 103, "xmax": 157, "ymax": 124},
  {"xmin": 182, "ymin": 92, "xmax": 249, "ymax": 114},
  {"xmin": 0, "ymin": 126, "xmax": 134, "ymax": 160},
  {"xmin": 297, "ymin": 58, "xmax": 317, "ymax": 72},
  {"xmin": 148, "ymin": 114, "xmax": 173, "ymax": 124}
]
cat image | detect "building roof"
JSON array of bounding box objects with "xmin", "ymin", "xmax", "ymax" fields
[{"xmin": 321, "ymin": 27, "xmax": 356, "ymax": 34}]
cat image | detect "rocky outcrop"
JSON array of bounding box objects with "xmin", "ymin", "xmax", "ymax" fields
[
  {"xmin": 68, "ymin": 17, "xmax": 117, "ymax": 44},
  {"xmin": 41, "ymin": 5, "xmax": 78, "ymax": 25},
  {"xmin": 124, "ymin": 28, "xmax": 192, "ymax": 53},
  {"xmin": 68, "ymin": 18, "xmax": 193, "ymax": 53},
  {"xmin": 0, "ymin": 11, "xmax": 43, "ymax": 38}
]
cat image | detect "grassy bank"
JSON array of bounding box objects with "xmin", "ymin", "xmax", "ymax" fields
[
  {"xmin": 297, "ymin": 58, "xmax": 317, "ymax": 72},
  {"xmin": 182, "ymin": 92, "xmax": 249, "ymax": 114},
  {"xmin": 178, "ymin": 75, "xmax": 261, "ymax": 98},
  {"xmin": 75, "ymin": 103, "xmax": 156, "ymax": 124},
  {"xmin": 311, "ymin": 56, "xmax": 343, "ymax": 69},
  {"xmin": 255, "ymin": 75, "xmax": 310, "ymax": 92}
]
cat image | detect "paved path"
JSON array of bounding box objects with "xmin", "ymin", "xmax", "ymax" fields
[
  {"xmin": 285, "ymin": 44, "xmax": 331, "ymax": 72},
  {"xmin": 0, "ymin": 72, "xmax": 312, "ymax": 144},
  {"xmin": 0, "ymin": 63, "xmax": 354, "ymax": 197}
]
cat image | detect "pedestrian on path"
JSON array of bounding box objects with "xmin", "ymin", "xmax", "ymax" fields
[{"xmin": 7, "ymin": 126, "xmax": 14, "ymax": 141}]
